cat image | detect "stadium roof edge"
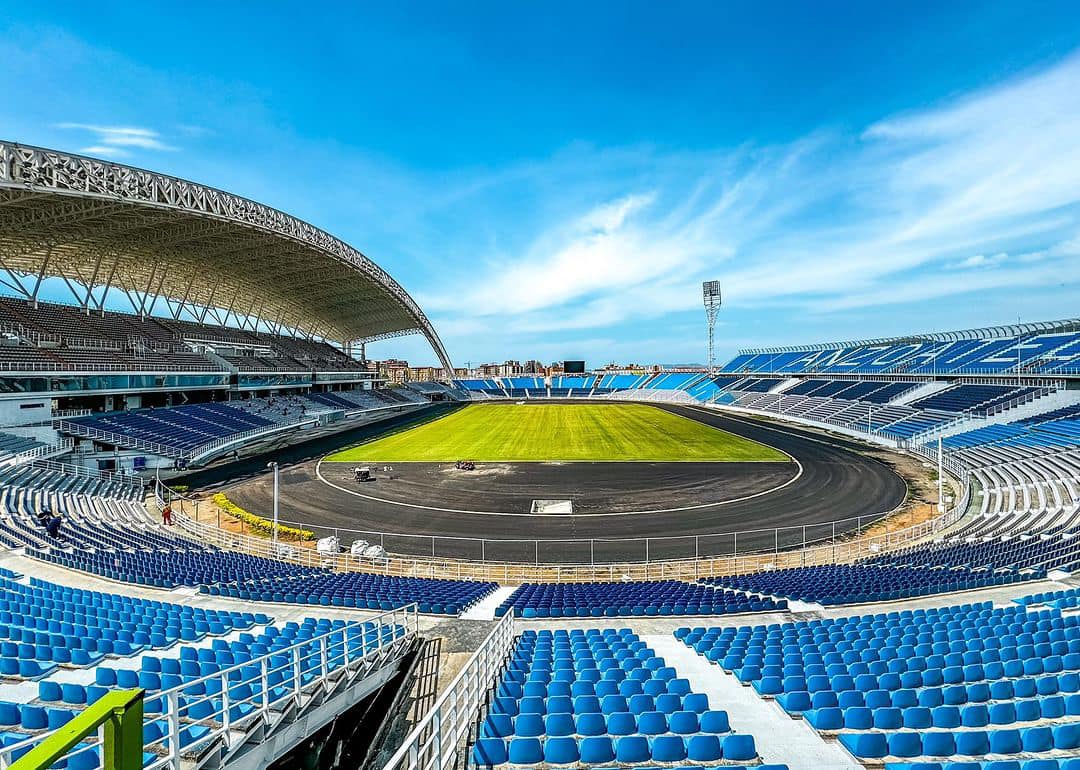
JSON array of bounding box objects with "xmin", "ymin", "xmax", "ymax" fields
[
  {"xmin": 738, "ymin": 318, "xmax": 1080, "ymax": 356},
  {"xmin": 0, "ymin": 140, "xmax": 453, "ymax": 370}
]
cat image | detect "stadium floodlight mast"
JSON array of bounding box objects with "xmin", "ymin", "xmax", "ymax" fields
[{"xmin": 702, "ymin": 280, "xmax": 722, "ymax": 373}]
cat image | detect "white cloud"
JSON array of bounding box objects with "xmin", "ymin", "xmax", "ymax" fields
[
  {"xmin": 420, "ymin": 49, "xmax": 1080, "ymax": 360},
  {"xmin": 77, "ymin": 144, "xmax": 130, "ymax": 159},
  {"xmin": 950, "ymin": 253, "xmax": 1008, "ymax": 270},
  {"xmin": 56, "ymin": 123, "xmax": 177, "ymax": 154}
]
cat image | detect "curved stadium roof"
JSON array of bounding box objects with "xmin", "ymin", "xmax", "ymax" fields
[{"xmin": 0, "ymin": 140, "xmax": 452, "ymax": 370}]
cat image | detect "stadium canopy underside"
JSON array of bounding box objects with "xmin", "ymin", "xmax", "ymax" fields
[{"xmin": 0, "ymin": 140, "xmax": 453, "ymax": 370}]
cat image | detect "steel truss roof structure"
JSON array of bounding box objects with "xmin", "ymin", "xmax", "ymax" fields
[{"xmin": 0, "ymin": 141, "xmax": 453, "ymax": 370}]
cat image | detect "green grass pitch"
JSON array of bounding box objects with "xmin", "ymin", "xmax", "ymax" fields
[{"xmin": 325, "ymin": 402, "xmax": 788, "ymax": 463}]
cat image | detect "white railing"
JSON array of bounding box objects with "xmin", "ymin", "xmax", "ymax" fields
[
  {"xmin": 908, "ymin": 443, "xmax": 971, "ymax": 482},
  {"xmin": 0, "ymin": 604, "xmax": 419, "ymax": 770},
  {"xmin": 58, "ymin": 400, "xmax": 427, "ymax": 466},
  {"xmin": 56, "ymin": 417, "xmax": 315, "ymax": 462},
  {"xmin": 185, "ymin": 419, "xmax": 319, "ymax": 463},
  {"xmin": 31, "ymin": 458, "xmax": 143, "ymax": 491},
  {"xmin": 382, "ymin": 611, "xmax": 515, "ymax": 770},
  {"xmin": 160, "ymin": 476, "xmax": 970, "ymax": 584},
  {"xmin": 53, "ymin": 408, "xmax": 93, "ymax": 419},
  {"xmin": 716, "ymin": 365, "xmax": 1074, "ymax": 378},
  {"xmin": 55, "ymin": 419, "xmax": 186, "ymax": 458},
  {"xmin": 981, "ymin": 386, "xmax": 1056, "ymax": 418},
  {"xmin": 0, "ymin": 438, "xmax": 74, "ymax": 467},
  {"xmin": 64, "ymin": 336, "xmax": 124, "ymax": 351},
  {"xmin": 0, "ymin": 360, "xmax": 227, "ymax": 373},
  {"xmin": 909, "ymin": 414, "xmax": 981, "ymax": 444}
]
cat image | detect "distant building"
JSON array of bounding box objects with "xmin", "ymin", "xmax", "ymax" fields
[
  {"xmin": 408, "ymin": 366, "xmax": 436, "ymax": 382},
  {"xmin": 379, "ymin": 358, "xmax": 410, "ymax": 384},
  {"xmin": 498, "ymin": 360, "xmax": 523, "ymax": 377}
]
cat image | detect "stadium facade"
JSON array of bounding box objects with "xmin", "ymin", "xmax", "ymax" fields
[
  {"xmin": 0, "ymin": 145, "xmax": 1079, "ymax": 770},
  {"xmin": 0, "ymin": 140, "xmax": 458, "ymax": 470}
]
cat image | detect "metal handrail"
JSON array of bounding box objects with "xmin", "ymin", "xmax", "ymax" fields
[
  {"xmin": 381, "ymin": 611, "xmax": 515, "ymax": 770},
  {"xmin": 56, "ymin": 414, "xmax": 322, "ymax": 462},
  {"xmin": 161, "ymin": 480, "xmax": 969, "ymax": 583},
  {"xmin": 0, "ymin": 360, "xmax": 227, "ymax": 373},
  {"xmin": 0, "ymin": 439, "xmax": 74, "ymax": 468},
  {"xmin": 55, "ymin": 419, "xmax": 186, "ymax": 458},
  {"xmin": 3, "ymin": 689, "xmax": 144, "ymax": 770},
  {"xmin": 981, "ymin": 387, "xmax": 1054, "ymax": 418},
  {"xmin": 0, "ymin": 604, "xmax": 418, "ymax": 770},
  {"xmin": 186, "ymin": 418, "xmax": 320, "ymax": 461},
  {"xmin": 30, "ymin": 458, "xmax": 142, "ymax": 491}
]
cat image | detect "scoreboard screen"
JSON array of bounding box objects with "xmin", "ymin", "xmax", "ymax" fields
[{"xmin": 563, "ymin": 360, "xmax": 586, "ymax": 374}]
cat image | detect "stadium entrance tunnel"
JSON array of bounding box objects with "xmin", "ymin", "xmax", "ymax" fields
[{"xmin": 220, "ymin": 404, "xmax": 910, "ymax": 565}]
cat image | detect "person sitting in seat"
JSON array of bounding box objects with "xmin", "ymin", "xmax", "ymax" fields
[{"xmin": 46, "ymin": 515, "xmax": 62, "ymax": 539}]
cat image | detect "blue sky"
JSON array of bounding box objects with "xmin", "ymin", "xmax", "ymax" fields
[{"xmin": 2, "ymin": 1, "xmax": 1079, "ymax": 367}]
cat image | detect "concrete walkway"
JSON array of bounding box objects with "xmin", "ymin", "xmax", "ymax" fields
[
  {"xmin": 647, "ymin": 634, "xmax": 861, "ymax": 770},
  {"xmin": 460, "ymin": 586, "xmax": 517, "ymax": 620}
]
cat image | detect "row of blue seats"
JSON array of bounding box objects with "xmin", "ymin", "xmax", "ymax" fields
[
  {"xmin": 0, "ymin": 576, "xmax": 262, "ymax": 677},
  {"xmin": 27, "ymin": 543, "xmax": 322, "ymax": 589},
  {"xmin": 1016, "ymin": 587, "xmax": 1080, "ymax": 608},
  {"xmin": 471, "ymin": 733, "xmax": 759, "ymax": 766},
  {"xmin": 940, "ymin": 416, "xmax": 1080, "ymax": 452},
  {"xmin": 888, "ymin": 760, "xmax": 1080, "ymax": 770},
  {"xmin": 477, "ymin": 628, "xmax": 765, "ymax": 768},
  {"xmin": 720, "ymin": 331, "xmax": 1080, "ymax": 375},
  {"xmin": 865, "ymin": 533, "xmax": 1075, "ymax": 574},
  {"xmin": 497, "ymin": 581, "xmax": 783, "ymax": 618},
  {"xmin": 482, "ymin": 708, "xmax": 731, "ymax": 738},
  {"xmin": 838, "ymin": 722, "xmax": 1080, "ymax": 759},
  {"xmin": 68, "ymin": 400, "xmax": 274, "ymax": 454},
  {"xmin": 205, "ymin": 572, "xmax": 498, "ymax": 615},
  {"xmin": 774, "ymin": 673, "xmax": 1080, "ymax": 713},
  {"xmin": 1020, "ymin": 403, "xmax": 1080, "ymax": 425},
  {"xmin": 702, "ymin": 564, "xmax": 1029, "ymax": 605},
  {"xmin": 804, "ymin": 693, "xmax": 1080, "ymax": 730},
  {"xmin": 676, "ymin": 601, "xmax": 1080, "ymax": 766},
  {"xmin": 910, "ymin": 385, "xmax": 1037, "ymax": 414}
]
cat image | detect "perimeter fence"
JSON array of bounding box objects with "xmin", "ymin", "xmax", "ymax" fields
[{"xmin": 155, "ymin": 465, "xmax": 970, "ymax": 584}]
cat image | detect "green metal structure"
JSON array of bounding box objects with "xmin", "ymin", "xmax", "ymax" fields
[{"xmin": 9, "ymin": 689, "xmax": 144, "ymax": 770}]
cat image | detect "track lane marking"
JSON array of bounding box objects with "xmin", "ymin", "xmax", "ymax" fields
[{"xmin": 313, "ymin": 453, "xmax": 803, "ymax": 517}]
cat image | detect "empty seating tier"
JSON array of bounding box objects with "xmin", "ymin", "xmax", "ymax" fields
[
  {"xmin": 205, "ymin": 572, "xmax": 497, "ymax": 616},
  {"xmin": 703, "ymin": 564, "xmax": 1033, "ymax": 606},
  {"xmin": 678, "ymin": 600, "xmax": 1080, "ymax": 766},
  {"xmin": 496, "ymin": 581, "xmax": 785, "ymax": 618},
  {"xmin": 473, "ymin": 628, "xmax": 771, "ymax": 768}
]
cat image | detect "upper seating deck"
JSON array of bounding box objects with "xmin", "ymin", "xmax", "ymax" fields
[
  {"xmin": 718, "ymin": 328, "xmax": 1080, "ymax": 376},
  {"xmin": 0, "ymin": 296, "xmax": 364, "ymax": 373}
]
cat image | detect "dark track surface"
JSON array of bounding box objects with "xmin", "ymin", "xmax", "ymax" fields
[
  {"xmin": 316, "ymin": 459, "xmax": 797, "ymax": 515},
  {"xmin": 221, "ymin": 403, "xmax": 908, "ymax": 564}
]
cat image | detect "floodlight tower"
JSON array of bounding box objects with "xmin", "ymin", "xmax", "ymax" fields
[{"xmin": 702, "ymin": 280, "xmax": 722, "ymax": 373}]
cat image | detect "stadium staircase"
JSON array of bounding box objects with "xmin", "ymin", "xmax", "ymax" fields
[
  {"xmin": 890, "ymin": 380, "xmax": 954, "ymax": 405},
  {"xmin": 772, "ymin": 377, "xmax": 805, "ymax": 393}
]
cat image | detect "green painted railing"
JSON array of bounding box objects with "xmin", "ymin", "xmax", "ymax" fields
[{"xmin": 9, "ymin": 689, "xmax": 143, "ymax": 770}]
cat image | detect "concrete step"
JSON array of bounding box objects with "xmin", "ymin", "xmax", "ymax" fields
[
  {"xmin": 460, "ymin": 586, "xmax": 518, "ymax": 621},
  {"xmin": 892, "ymin": 380, "xmax": 952, "ymax": 406},
  {"xmin": 647, "ymin": 634, "xmax": 860, "ymax": 770}
]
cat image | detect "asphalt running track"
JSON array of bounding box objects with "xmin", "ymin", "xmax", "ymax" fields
[{"xmin": 218, "ymin": 403, "xmax": 908, "ymax": 565}]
